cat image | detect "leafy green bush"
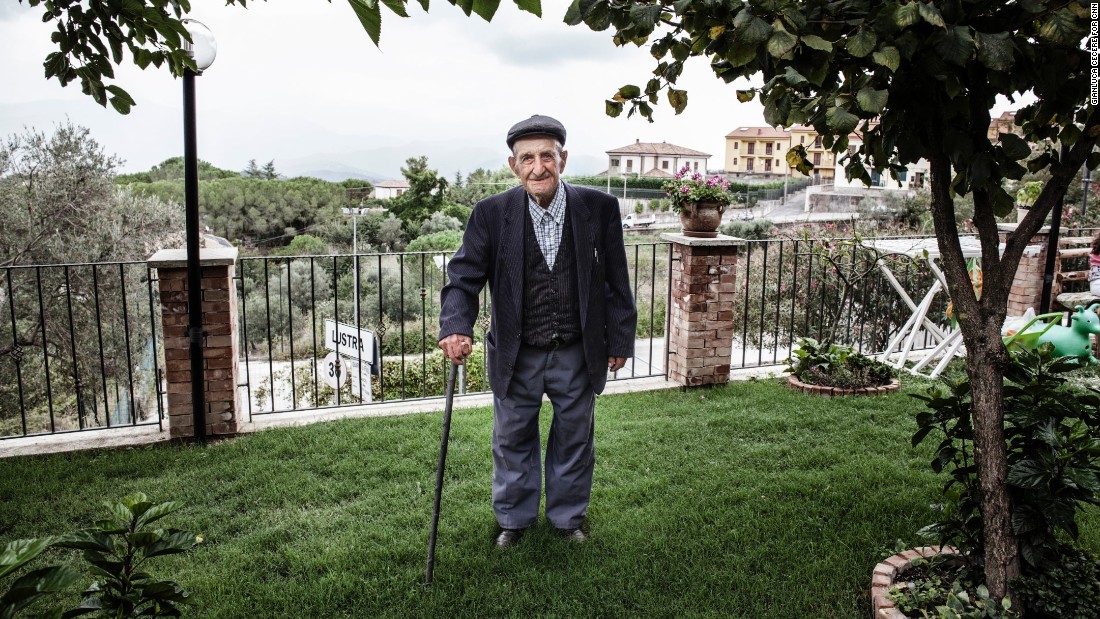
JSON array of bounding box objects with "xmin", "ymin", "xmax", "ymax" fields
[
  {"xmin": 786, "ymin": 337, "xmax": 894, "ymax": 388},
  {"xmin": 1012, "ymin": 544, "xmax": 1100, "ymax": 619},
  {"xmin": 0, "ymin": 493, "xmax": 197, "ymax": 619},
  {"xmin": 888, "ymin": 555, "xmax": 1019, "ymax": 618},
  {"xmin": 374, "ymin": 349, "xmax": 488, "ymax": 400},
  {"xmin": 719, "ymin": 219, "xmax": 775, "ymax": 240},
  {"xmin": 912, "ymin": 345, "xmax": 1100, "ymax": 571}
]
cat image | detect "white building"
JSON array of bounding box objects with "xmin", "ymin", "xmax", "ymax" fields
[
  {"xmin": 372, "ymin": 179, "xmax": 410, "ymax": 200},
  {"xmin": 604, "ymin": 140, "xmax": 711, "ymax": 178}
]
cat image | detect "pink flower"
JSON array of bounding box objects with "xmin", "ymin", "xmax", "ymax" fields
[
  {"xmin": 680, "ymin": 186, "xmax": 690, "ymax": 193},
  {"xmin": 692, "ymin": 172, "xmax": 703, "ymax": 181},
  {"xmin": 705, "ymin": 177, "xmax": 718, "ymax": 187}
]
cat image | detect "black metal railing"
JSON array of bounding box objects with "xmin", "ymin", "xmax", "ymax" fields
[
  {"xmin": 729, "ymin": 236, "xmax": 944, "ymax": 368},
  {"xmin": 1, "ymin": 261, "xmax": 163, "ymax": 439},
  {"xmin": 236, "ymin": 243, "xmax": 673, "ymax": 416},
  {"xmin": 2, "ymin": 235, "xmax": 951, "ymax": 436}
]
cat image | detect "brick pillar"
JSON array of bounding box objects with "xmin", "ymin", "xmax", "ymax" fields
[
  {"xmin": 661, "ymin": 233, "xmax": 745, "ymax": 387},
  {"xmin": 148, "ymin": 248, "xmax": 240, "ymax": 438},
  {"xmin": 998, "ymin": 223, "xmax": 1050, "ymax": 317}
]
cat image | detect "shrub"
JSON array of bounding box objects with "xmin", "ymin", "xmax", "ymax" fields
[
  {"xmin": 0, "ymin": 494, "xmax": 197, "ymax": 618},
  {"xmin": 786, "ymin": 336, "xmax": 894, "ymax": 388},
  {"xmin": 911, "ymin": 344, "xmax": 1100, "ymax": 592},
  {"xmin": 1012, "ymin": 544, "xmax": 1100, "ymax": 619},
  {"xmin": 719, "ymin": 219, "xmax": 775, "ymax": 240}
]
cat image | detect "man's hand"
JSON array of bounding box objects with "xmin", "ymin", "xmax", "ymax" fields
[
  {"xmin": 608, "ymin": 356, "xmax": 626, "ymax": 372},
  {"xmin": 440, "ymin": 334, "xmax": 474, "ymax": 365}
]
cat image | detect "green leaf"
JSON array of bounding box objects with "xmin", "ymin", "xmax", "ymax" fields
[
  {"xmin": 3, "ymin": 565, "xmax": 80, "ymax": 616},
  {"xmin": 605, "ymin": 100, "xmax": 623, "ymax": 117},
  {"xmin": 918, "ymin": 2, "xmax": 945, "ymax": 28},
  {"xmin": 54, "ymin": 530, "xmax": 115, "ymax": 554},
  {"xmin": 726, "ymin": 43, "xmax": 758, "ymax": 67},
  {"xmin": 800, "ymin": 34, "xmax": 832, "ymax": 52},
  {"xmin": 999, "ymin": 133, "xmax": 1031, "ymax": 161},
  {"xmin": 975, "ymin": 31, "xmax": 1014, "ymax": 72},
  {"xmin": 895, "ymin": 2, "xmax": 920, "ymax": 28},
  {"xmin": 563, "ymin": 0, "xmax": 582, "ymax": 24},
  {"xmin": 846, "ymin": 28, "xmax": 876, "ymax": 57},
  {"xmin": 1007, "ymin": 459, "xmax": 1052, "ymax": 489},
  {"xmin": 783, "ymin": 66, "xmax": 808, "ymax": 87},
  {"xmin": 629, "ymin": 3, "xmax": 661, "ymax": 30},
  {"xmin": 143, "ymin": 530, "xmax": 197, "ymax": 558},
  {"xmin": 826, "ymin": 106, "xmax": 859, "ymax": 134},
  {"xmin": 767, "ymin": 27, "xmax": 798, "ymax": 58},
  {"xmin": 736, "ymin": 89, "xmax": 756, "ymax": 103},
  {"xmin": 855, "ymin": 87, "xmax": 888, "ymax": 113},
  {"xmin": 738, "ymin": 15, "xmax": 771, "ymax": 46},
  {"xmin": 134, "ymin": 501, "xmax": 182, "ymax": 529},
  {"xmin": 871, "ymin": 47, "xmax": 900, "ymax": 72},
  {"xmin": 1038, "ymin": 9, "xmax": 1084, "ymax": 45},
  {"xmin": 348, "ymin": 0, "xmax": 382, "ymax": 46},
  {"xmin": 380, "ymin": 0, "xmax": 410, "ymax": 17},
  {"xmin": 0, "ymin": 538, "xmax": 52, "ymax": 579},
  {"xmin": 615, "ymin": 84, "xmax": 641, "ymax": 100},
  {"xmin": 513, "ymin": 0, "xmax": 540, "ymax": 17},
  {"xmin": 108, "ymin": 95, "xmax": 132, "ymax": 115},
  {"xmin": 667, "ymin": 88, "xmax": 688, "ymax": 114},
  {"xmin": 1011, "ymin": 504, "xmax": 1046, "ymax": 535},
  {"xmin": 933, "ymin": 26, "xmax": 975, "ymax": 66}
]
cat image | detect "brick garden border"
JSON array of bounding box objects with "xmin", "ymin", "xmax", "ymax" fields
[
  {"xmin": 870, "ymin": 546, "xmax": 958, "ymax": 618},
  {"xmin": 786, "ymin": 375, "xmax": 900, "ymax": 396}
]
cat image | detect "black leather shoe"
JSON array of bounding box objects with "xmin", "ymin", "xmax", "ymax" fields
[
  {"xmin": 493, "ymin": 528, "xmax": 525, "ymax": 548},
  {"xmin": 556, "ymin": 527, "xmax": 587, "ymax": 543}
]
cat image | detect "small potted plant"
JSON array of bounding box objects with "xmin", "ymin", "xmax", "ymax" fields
[
  {"xmin": 1015, "ymin": 180, "xmax": 1042, "ymax": 223},
  {"xmin": 663, "ymin": 165, "xmax": 734, "ymax": 238}
]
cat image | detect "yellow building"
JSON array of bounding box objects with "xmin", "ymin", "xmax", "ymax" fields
[{"xmin": 724, "ymin": 127, "xmax": 791, "ymax": 176}]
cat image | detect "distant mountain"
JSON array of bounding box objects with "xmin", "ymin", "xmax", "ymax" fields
[
  {"xmin": 0, "ymin": 99, "xmax": 606, "ymax": 183},
  {"xmin": 279, "ymin": 138, "xmax": 605, "ymax": 183}
]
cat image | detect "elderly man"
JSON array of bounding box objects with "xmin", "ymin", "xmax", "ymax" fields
[{"xmin": 438, "ymin": 115, "xmax": 637, "ymax": 547}]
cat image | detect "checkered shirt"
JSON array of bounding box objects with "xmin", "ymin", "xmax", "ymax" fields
[{"xmin": 526, "ymin": 181, "xmax": 567, "ymax": 270}]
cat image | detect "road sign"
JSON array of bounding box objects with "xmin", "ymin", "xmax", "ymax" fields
[
  {"xmin": 324, "ymin": 319, "xmax": 375, "ymax": 365},
  {"xmin": 320, "ymin": 352, "xmax": 347, "ymax": 389}
]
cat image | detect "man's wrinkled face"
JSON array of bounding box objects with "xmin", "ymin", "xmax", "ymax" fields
[{"xmin": 509, "ymin": 136, "xmax": 568, "ymax": 208}]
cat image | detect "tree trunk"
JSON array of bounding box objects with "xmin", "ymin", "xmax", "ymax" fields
[
  {"xmin": 926, "ymin": 151, "xmax": 1019, "ymax": 598},
  {"xmin": 964, "ymin": 322, "xmax": 1019, "ymax": 598}
]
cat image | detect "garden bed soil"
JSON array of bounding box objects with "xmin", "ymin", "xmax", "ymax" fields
[
  {"xmin": 787, "ymin": 375, "xmax": 900, "ymax": 396},
  {"xmin": 870, "ymin": 546, "xmax": 957, "ymax": 618}
]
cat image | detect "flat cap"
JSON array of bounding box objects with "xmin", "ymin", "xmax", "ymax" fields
[{"xmin": 506, "ymin": 114, "xmax": 567, "ymax": 149}]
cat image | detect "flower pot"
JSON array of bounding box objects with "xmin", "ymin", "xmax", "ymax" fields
[
  {"xmin": 1016, "ymin": 205, "xmax": 1030, "ymax": 223},
  {"xmin": 678, "ymin": 200, "xmax": 727, "ymax": 238}
]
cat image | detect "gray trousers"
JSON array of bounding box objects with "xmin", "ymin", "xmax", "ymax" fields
[{"xmin": 491, "ymin": 341, "xmax": 595, "ymax": 530}]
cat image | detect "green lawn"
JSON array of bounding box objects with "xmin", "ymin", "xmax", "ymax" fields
[{"xmin": 1, "ymin": 378, "xmax": 1097, "ymax": 618}]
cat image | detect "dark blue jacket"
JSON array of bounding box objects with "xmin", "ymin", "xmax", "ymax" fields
[{"xmin": 439, "ymin": 183, "xmax": 637, "ymax": 395}]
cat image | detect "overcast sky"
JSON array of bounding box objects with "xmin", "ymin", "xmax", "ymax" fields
[{"xmin": 0, "ymin": 0, "xmax": 772, "ymax": 179}]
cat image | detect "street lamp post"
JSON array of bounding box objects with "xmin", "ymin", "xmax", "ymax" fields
[{"xmin": 182, "ymin": 19, "xmax": 217, "ymax": 443}]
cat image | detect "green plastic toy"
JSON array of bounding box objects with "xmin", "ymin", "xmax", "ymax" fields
[{"xmin": 1005, "ymin": 305, "xmax": 1100, "ymax": 364}]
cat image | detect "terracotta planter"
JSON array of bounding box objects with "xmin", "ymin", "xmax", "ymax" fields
[{"xmin": 677, "ymin": 200, "xmax": 727, "ymax": 238}]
